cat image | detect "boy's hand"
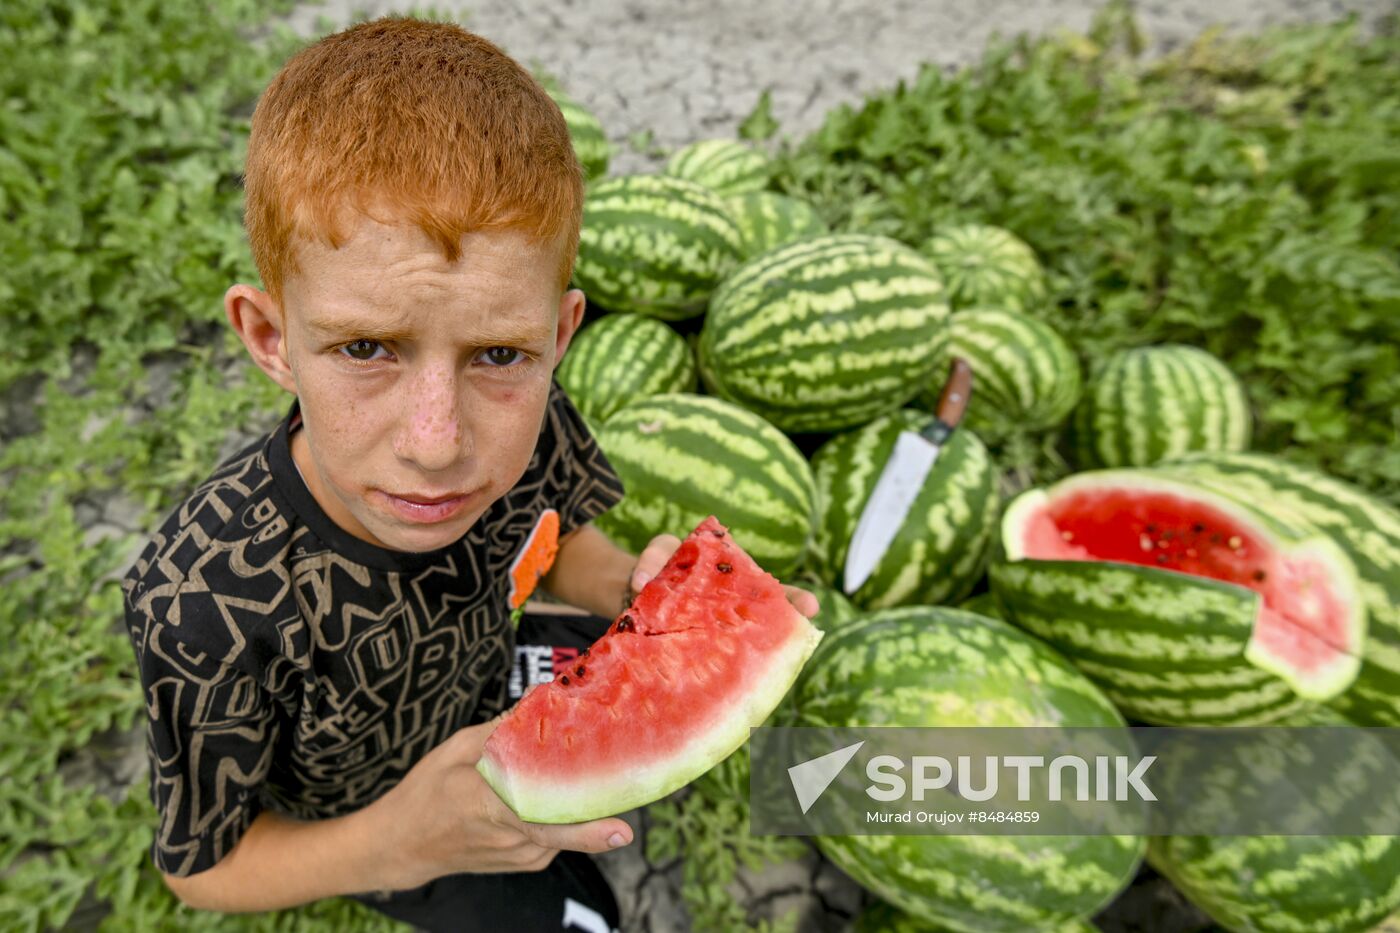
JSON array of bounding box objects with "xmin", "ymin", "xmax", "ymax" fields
[
  {"xmin": 626, "ymin": 533, "xmax": 821, "ymax": 619},
  {"xmin": 371, "ymin": 711, "xmax": 632, "ymax": 890}
]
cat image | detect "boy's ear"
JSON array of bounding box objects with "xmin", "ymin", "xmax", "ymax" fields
[
  {"xmin": 225, "ymin": 284, "xmax": 298, "ymax": 395},
  {"xmin": 553, "ymin": 288, "xmax": 587, "ymax": 370}
]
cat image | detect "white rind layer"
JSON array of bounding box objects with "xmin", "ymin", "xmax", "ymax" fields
[{"xmin": 476, "ymin": 605, "xmax": 824, "ymax": 824}]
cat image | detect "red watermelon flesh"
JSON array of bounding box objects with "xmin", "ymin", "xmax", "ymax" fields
[
  {"xmin": 1004, "ymin": 471, "xmax": 1363, "ymax": 696},
  {"xmin": 477, "ymin": 515, "xmax": 823, "ymax": 823}
]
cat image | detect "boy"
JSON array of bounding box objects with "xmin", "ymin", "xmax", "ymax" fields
[{"xmin": 120, "ymin": 15, "xmax": 816, "ymax": 933}]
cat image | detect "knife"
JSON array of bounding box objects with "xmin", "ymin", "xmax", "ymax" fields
[{"xmin": 842, "ymin": 358, "xmax": 974, "ymax": 595}]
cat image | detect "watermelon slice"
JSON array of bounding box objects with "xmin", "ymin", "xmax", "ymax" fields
[
  {"xmin": 477, "ymin": 515, "xmax": 823, "ymax": 823},
  {"xmin": 998, "ymin": 471, "xmax": 1364, "ymax": 713}
]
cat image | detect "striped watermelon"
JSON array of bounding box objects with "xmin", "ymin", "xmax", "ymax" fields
[
  {"xmin": 958, "ymin": 591, "xmax": 1004, "ymax": 620},
  {"xmin": 664, "ymin": 138, "xmax": 770, "ymax": 196},
  {"xmin": 574, "ymin": 174, "xmax": 743, "ymax": 320},
  {"xmin": 855, "ymin": 901, "xmax": 1099, "ymax": 933},
  {"xmin": 556, "ymin": 314, "xmax": 696, "ymax": 423},
  {"xmin": 543, "ymin": 85, "xmax": 610, "ymax": 182},
  {"xmin": 792, "ymin": 576, "xmax": 860, "ymax": 631},
  {"xmin": 991, "ymin": 470, "xmax": 1365, "ymax": 725},
  {"xmin": 921, "ymin": 224, "xmax": 1047, "ymax": 313},
  {"xmin": 797, "ymin": 607, "xmax": 1144, "ymax": 932},
  {"xmin": 916, "ymin": 308, "xmax": 1081, "ymax": 435},
  {"xmin": 1148, "ymin": 706, "xmax": 1400, "ymax": 933},
  {"xmin": 698, "ymin": 234, "xmax": 951, "ymax": 433},
  {"xmin": 724, "ymin": 191, "xmax": 829, "ymax": 260},
  {"xmin": 1072, "ymin": 345, "xmax": 1252, "ymax": 469},
  {"xmin": 593, "ymin": 394, "xmax": 815, "ymax": 578},
  {"xmin": 809, "ymin": 409, "xmax": 1000, "ymax": 608},
  {"xmin": 1152, "ymin": 452, "xmax": 1400, "ymax": 726}
]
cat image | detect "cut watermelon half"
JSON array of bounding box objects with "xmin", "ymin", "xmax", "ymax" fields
[
  {"xmin": 1001, "ymin": 471, "xmax": 1364, "ymax": 702},
  {"xmin": 477, "ymin": 515, "xmax": 823, "ymax": 823}
]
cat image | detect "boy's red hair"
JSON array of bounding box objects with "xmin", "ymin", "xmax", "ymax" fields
[{"xmin": 243, "ymin": 17, "xmax": 582, "ymax": 308}]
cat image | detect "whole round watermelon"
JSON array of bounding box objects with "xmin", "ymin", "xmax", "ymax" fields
[
  {"xmin": 855, "ymin": 900, "xmax": 1099, "ymax": 933},
  {"xmin": 556, "ymin": 314, "xmax": 696, "ymax": 423},
  {"xmin": 698, "ymin": 234, "xmax": 951, "ymax": 433},
  {"xmin": 917, "ymin": 308, "xmax": 1081, "ymax": 435},
  {"xmin": 797, "ymin": 607, "xmax": 1144, "ymax": 932},
  {"xmin": 791, "ymin": 576, "xmax": 860, "ymax": 631},
  {"xmin": 574, "ymin": 174, "xmax": 743, "ymax": 320},
  {"xmin": 664, "ymin": 138, "xmax": 770, "ymax": 197},
  {"xmin": 921, "ymin": 224, "xmax": 1047, "ymax": 313},
  {"xmin": 594, "ymin": 393, "xmax": 816, "ymax": 578},
  {"xmin": 543, "ymin": 84, "xmax": 610, "ymax": 182},
  {"xmin": 724, "ymin": 190, "xmax": 829, "ymax": 260},
  {"xmin": 809, "ymin": 409, "xmax": 1000, "ymax": 609},
  {"xmin": 1071, "ymin": 344, "xmax": 1252, "ymax": 469},
  {"xmin": 1148, "ymin": 706, "xmax": 1400, "ymax": 933}
]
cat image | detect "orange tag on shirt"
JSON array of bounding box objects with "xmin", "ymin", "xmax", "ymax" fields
[{"xmin": 508, "ymin": 509, "xmax": 560, "ymax": 615}]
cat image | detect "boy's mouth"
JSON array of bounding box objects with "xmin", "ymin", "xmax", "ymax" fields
[
  {"xmin": 395, "ymin": 491, "xmax": 464, "ymax": 504},
  {"xmin": 379, "ymin": 489, "xmax": 474, "ymax": 524}
]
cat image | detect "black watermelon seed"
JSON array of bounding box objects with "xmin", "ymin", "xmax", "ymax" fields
[
  {"xmin": 711, "ymin": 529, "xmax": 725, "ymax": 537},
  {"xmin": 1146, "ymin": 523, "xmax": 1158, "ymax": 534},
  {"xmin": 717, "ymin": 562, "xmax": 732, "ymax": 573},
  {"xmin": 617, "ymin": 615, "xmax": 634, "ymax": 633},
  {"xmin": 575, "ymin": 665, "xmax": 586, "ymax": 678},
  {"xmin": 1192, "ymin": 523, "xmax": 1205, "ymax": 533},
  {"xmin": 560, "ymin": 675, "xmax": 569, "ymax": 685},
  {"xmin": 1253, "ymin": 570, "xmax": 1267, "ymax": 582}
]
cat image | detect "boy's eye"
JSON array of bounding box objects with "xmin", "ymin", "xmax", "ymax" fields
[
  {"xmin": 341, "ymin": 339, "xmax": 388, "ymax": 362},
  {"xmin": 482, "ymin": 347, "xmax": 525, "ymax": 367},
  {"xmin": 336, "ymin": 342, "xmax": 525, "ymax": 367}
]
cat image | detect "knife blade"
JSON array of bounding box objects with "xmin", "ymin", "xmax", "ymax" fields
[{"xmin": 842, "ymin": 358, "xmax": 974, "ymax": 595}]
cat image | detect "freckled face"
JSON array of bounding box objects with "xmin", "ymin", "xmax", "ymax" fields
[{"xmin": 278, "ymin": 218, "xmax": 573, "ymax": 553}]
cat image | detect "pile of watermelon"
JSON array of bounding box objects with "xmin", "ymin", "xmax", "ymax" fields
[{"xmin": 540, "ymin": 89, "xmax": 1400, "ymax": 933}]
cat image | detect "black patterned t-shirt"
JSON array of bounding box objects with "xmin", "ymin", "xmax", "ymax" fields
[{"xmin": 120, "ymin": 379, "xmax": 625, "ymax": 878}]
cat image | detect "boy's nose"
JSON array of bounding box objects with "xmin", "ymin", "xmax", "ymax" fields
[{"xmin": 394, "ymin": 371, "xmax": 469, "ymax": 471}]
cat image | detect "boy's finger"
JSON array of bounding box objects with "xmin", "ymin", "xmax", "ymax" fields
[
  {"xmin": 784, "ymin": 585, "xmax": 820, "ymax": 618},
  {"xmin": 632, "ymin": 534, "xmax": 683, "ymax": 587},
  {"xmin": 523, "ymin": 816, "xmax": 634, "ymax": 854}
]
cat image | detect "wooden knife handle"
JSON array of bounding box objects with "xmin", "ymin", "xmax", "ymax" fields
[{"xmin": 934, "ymin": 357, "xmax": 973, "ymax": 429}]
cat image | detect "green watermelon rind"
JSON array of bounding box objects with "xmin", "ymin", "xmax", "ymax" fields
[
  {"xmin": 723, "ymin": 190, "xmax": 829, "ymax": 260},
  {"xmin": 546, "ymin": 87, "xmax": 611, "ymax": 182},
  {"xmin": 698, "ymin": 233, "xmax": 951, "ymax": 433},
  {"xmin": 477, "ymin": 602, "xmax": 823, "ymax": 823},
  {"xmin": 574, "ymin": 174, "xmax": 743, "ymax": 320},
  {"xmin": 1146, "ymin": 706, "xmax": 1400, "ymax": 933},
  {"xmin": 593, "ymin": 393, "xmax": 817, "ymax": 578},
  {"xmin": 797, "ymin": 607, "xmax": 1144, "ymax": 932},
  {"xmin": 664, "ymin": 138, "xmax": 771, "ymax": 197},
  {"xmin": 809, "ymin": 409, "xmax": 1001, "ymax": 609},
  {"xmin": 1070, "ymin": 344, "xmax": 1252, "ymax": 469},
  {"xmin": 916, "ymin": 307, "xmax": 1082, "ymax": 436},
  {"xmin": 995, "ymin": 471, "xmax": 1365, "ymax": 722},
  {"xmin": 555, "ymin": 314, "xmax": 697, "ymax": 423},
  {"xmin": 920, "ymin": 223, "xmax": 1047, "ymax": 313}
]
